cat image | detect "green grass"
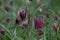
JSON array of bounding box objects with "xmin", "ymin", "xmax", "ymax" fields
[{"xmin": 0, "ymin": 0, "xmax": 60, "ymax": 40}]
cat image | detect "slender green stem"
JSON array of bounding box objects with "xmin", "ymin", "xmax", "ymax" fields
[{"xmin": 0, "ymin": 23, "xmax": 13, "ymax": 39}]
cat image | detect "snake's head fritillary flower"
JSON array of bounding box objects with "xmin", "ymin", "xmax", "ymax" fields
[
  {"xmin": 5, "ymin": 5, "xmax": 10, "ymax": 12},
  {"xmin": 53, "ymin": 21, "xmax": 59, "ymax": 32},
  {"xmin": 18, "ymin": 9, "xmax": 26, "ymax": 20},
  {"xmin": 0, "ymin": 28, "xmax": 5, "ymax": 35},
  {"xmin": 23, "ymin": 19, "xmax": 28, "ymax": 28},
  {"xmin": 6, "ymin": 18, "xmax": 10, "ymax": 23},
  {"xmin": 10, "ymin": 0, "xmax": 14, "ymax": 5},
  {"xmin": 46, "ymin": 13, "xmax": 49, "ymax": 18},
  {"xmin": 54, "ymin": 15, "xmax": 58, "ymax": 20},
  {"xmin": 34, "ymin": 17, "xmax": 44, "ymax": 29},
  {"xmin": 15, "ymin": 18, "xmax": 20, "ymax": 24}
]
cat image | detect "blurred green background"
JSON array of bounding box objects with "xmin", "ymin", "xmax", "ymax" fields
[{"xmin": 0, "ymin": 0, "xmax": 60, "ymax": 40}]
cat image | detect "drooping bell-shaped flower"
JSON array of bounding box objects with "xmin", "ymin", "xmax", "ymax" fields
[
  {"xmin": 0, "ymin": 28, "xmax": 5, "ymax": 35},
  {"xmin": 46, "ymin": 13, "xmax": 49, "ymax": 18},
  {"xmin": 34, "ymin": 17, "xmax": 44, "ymax": 29},
  {"xmin": 5, "ymin": 5, "xmax": 10, "ymax": 12},
  {"xmin": 23, "ymin": 18, "xmax": 29, "ymax": 28},
  {"xmin": 15, "ymin": 18, "xmax": 20, "ymax": 24},
  {"xmin": 18, "ymin": 9, "xmax": 26, "ymax": 20},
  {"xmin": 10, "ymin": 0, "xmax": 14, "ymax": 5},
  {"xmin": 6, "ymin": 18, "xmax": 10, "ymax": 23},
  {"xmin": 54, "ymin": 15, "xmax": 58, "ymax": 20},
  {"xmin": 53, "ymin": 21, "xmax": 58, "ymax": 32}
]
